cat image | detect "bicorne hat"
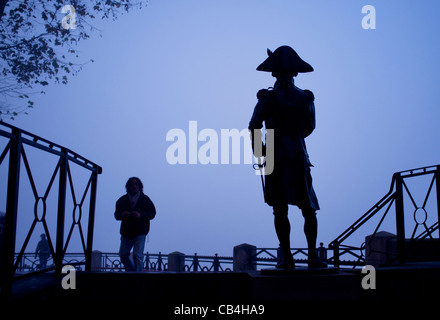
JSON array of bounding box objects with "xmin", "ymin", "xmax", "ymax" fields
[{"xmin": 257, "ymin": 45, "xmax": 313, "ymax": 74}]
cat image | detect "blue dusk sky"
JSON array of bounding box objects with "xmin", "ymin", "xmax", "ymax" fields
[{"xmin": 4, "ymin": 0, "xmax": 440, "ymax": 257}]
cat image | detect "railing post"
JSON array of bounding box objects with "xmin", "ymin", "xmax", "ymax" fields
[
  {"xmin": 394, "ymin": 173, "xmax": 406, "ymax": 264},
  {"xmin": 85, "ymin": 166, "xmax": 100, "ymax": 271},
  {"xmin": 145, "ymin": 252, "xmax": 150, "ymax": 270},
  {"xmin": 193, "ymin": 253, "xmax": 199, "ymax": 272},
  {"xmin": 436, "ymin": 165, "xmax": 440, "ymax": 239},
  {"xmin": 317, "ymin": 242, "xmax": 327, "ymax": 262},
  {"xmin": 55, "ymin": 147, "xmax": 68, "ymax": 275},
  {"xmin": 157, "ymin": 252, "xmax": 162, "ymax": 271},
  {"xmin": 332, "ymin": 243, "xmax": 340, "ymax": 268},
  {"xmin": 213, "ymin": 253, "xmax": 219, "ymax": 272},
  {"xmin": 1, "ymin": 127, "xmax": 22, "ymax": 299}
]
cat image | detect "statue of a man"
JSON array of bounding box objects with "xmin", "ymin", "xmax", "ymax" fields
[{"xmin": 249, "ymin": 45, "xmax": 326, "ymax": 269}]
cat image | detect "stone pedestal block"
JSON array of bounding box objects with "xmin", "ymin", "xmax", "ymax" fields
[
  {"xmin": 91, "ymin": 250, "xmax": 102, "ymax": 271},
  {"xmin": 365, "ymin": 231, "xmax": 397, "ymax": 267},
  {"xmin": 233, "ymin": 243, "xmax": 256, "ymax": 271},
  {"xmin": 168, "ymin": 251, "xmax": 185, "ymax": 272}
]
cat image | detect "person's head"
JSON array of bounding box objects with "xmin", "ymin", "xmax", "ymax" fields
[
  {"xmin": 125, "ymin": 177, "xmax": 143, "ymax": 195},
  {"xmin": 40, "ymin": 233, "xmax": 46, "ymax": 240}
]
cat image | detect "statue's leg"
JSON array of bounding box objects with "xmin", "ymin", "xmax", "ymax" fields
[
  {"xmin": 273, "ymin": 204, "xmax": 294, "ymax": 268},
  {"xmin": 302, "ymin": 207, "xmax": 317, "ymax": 259},
  {"xmin": 302, "ymin": 208, "xmax": 327, "ymax": 268}
]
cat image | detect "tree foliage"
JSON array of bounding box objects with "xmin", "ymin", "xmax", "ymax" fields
[{"xmin": 0, "ymin": 0, "xmax": 148, "ymax": 119}]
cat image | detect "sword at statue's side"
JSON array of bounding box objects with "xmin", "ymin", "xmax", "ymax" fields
[
  {"xmin": 251, "ymin": 128, "xmax": 267, "ymax": 202},
  {"xmin": 253, "ymin": 157, "xmax": 266, "ymax": 202}
]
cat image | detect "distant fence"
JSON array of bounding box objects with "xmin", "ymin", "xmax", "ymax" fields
[
  {"xmin": 14, "ymin": 243, "xmax": 333, "ymax": 274},
  {"xmin": 14, "ymin": 251, "xmax": 234, "ymax": 273},
  {"xmin": 99, "ymin": 252, "xmax": 234, "ymax": 272},
  {"xmin": 15, "ymin": 252, "xmax": 86, "ymax": 274}
]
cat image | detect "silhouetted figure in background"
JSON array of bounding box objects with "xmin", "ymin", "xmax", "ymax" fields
[
  {"xmin": 115, "ymin": 177, "xmax": 156, "ymax": 272},
  {"xmin": 35, "ymin": 233, "xmax": 50, "ymax": 269},
  {"xmin": 249, "ymin": 45, "xmax": 326, "ymax": 269}
]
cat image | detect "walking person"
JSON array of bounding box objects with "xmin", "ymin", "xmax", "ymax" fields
[
  {"xmin": 115, "ymin": 177, "xmax": 156, "ymax": 272},
  {"xmin": 35, "ymin": 233, "xmax": 50, "ymax": 269},
  {"xmin": 249, "ymin": 45, "xmax": 326, "ymax": 269}
]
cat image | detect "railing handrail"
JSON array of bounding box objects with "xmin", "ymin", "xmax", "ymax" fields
[{"xmin": 0, "ymin": 121, "xmax": 102, "ymax": 173}]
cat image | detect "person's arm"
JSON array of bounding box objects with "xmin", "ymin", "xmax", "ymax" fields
[
  {"xmin": 302, "ymin": 89, "xmax": 316, "ymax": 138},
  {"xmin": 114, "ymin": 197, "xmax": 131, "ymax": 220},
  {"xmin": 249, "ymin": 90, "xmax": 271, "ymax": 157},
  {"xmin": 248, "ymin": 90, "xmax": 269, "ymax": 131},
  {"xmin": 136, "ymin": 195, "xmax": 156, "ymax": 220}
]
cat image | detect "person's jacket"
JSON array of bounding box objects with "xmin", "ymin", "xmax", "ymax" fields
[{"xmin": 114, "ymin": 192, "xmax": 156, "ymax": 238}]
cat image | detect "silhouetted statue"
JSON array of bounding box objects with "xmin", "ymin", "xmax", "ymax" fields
[
  {"xmin": 249, "ymin": 45, "xmax": 326, "ymax": 269},
  {"xmin": 115, "ymin": 177, "xmax": 156, "ymax": 272}
]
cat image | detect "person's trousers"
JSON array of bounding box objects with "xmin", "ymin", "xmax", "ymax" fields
[{"xmin": 119, "ymin": 234, "xmax": 146, "ymax": 272}]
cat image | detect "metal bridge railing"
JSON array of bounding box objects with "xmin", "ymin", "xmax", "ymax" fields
[
  {"xmin": 12, "ymin": 249, "xmax": 322, "ymax": 273},
  {"xmin": 14, "ymin": 244, "xmax": 370, "ymax": 274},
  {"xmin": 0, "ymin": 122, "xmax": 102, "ymax": 297},
  {"xmin": 252, "ymin": 245, "xmax": 328, "ymax": 268},
  {"xmin": 99, "ymin": 252, "xmax": 234, "ymax": 272},
  {"xmin": 11, "ymin": 252, "xmax": 234, "ymax": 273},
  {"xmin": 328, "ymin": 164, "xmax": 440, "ymax": 268},
  {"xmin": 14, "ymin": 252, "xmax": 87, "ymax": 274},
  {"xmin": 183, "ymin": 253, "xmax": 233, "ymax": 272}
]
